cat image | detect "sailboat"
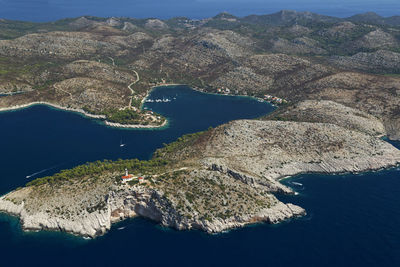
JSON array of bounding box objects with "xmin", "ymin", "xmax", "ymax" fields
[{"xmin": 120, "ymin": 139, "xmax": 126, "ymax": 147}]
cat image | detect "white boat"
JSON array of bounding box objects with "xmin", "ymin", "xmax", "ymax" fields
[
  {"xmin": 120, "ymin": 139, "xmax": 126, "ymax": 147},
  {"xmin": 291, "ymin": 182, "xmax": 303, "ymax": 186}
]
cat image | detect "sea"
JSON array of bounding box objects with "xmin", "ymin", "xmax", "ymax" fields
[
  {"xmin": 0, "ymin": 0, "xmax": 399, "ymax": 22},
  {"xmin": 0, "ymin": 85, "xmax": 399, "ymax": 266}
]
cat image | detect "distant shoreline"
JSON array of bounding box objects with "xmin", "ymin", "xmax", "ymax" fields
[
  {"xmin": 0, "ymin": 101, "xmax": 168, "ymax": 130},
  {"xmin": 0, "ymin": 84, "xmax": 273, "ymax": 130},
  {"xmin": 0, "ymin": 102, "xmax": 106, "ymax": 119}
]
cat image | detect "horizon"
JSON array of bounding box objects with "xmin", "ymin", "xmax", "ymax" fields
[
  {"xmin": 0, "ymin": 0, "xmax": 399, "ymax": 22},
  {"xmin": 1, "ymin": 9, "xmax": 399, "ymax": 23}
]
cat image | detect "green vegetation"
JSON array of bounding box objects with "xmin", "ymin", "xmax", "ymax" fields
[
  {"xmin": 103, "ymin": 109, "xmax": 141, "ymax": 124},
  {"xmin": 131, "ymin": 98, "xmax": 142, "ymax": 109},
  {"xmin": 153, "ymin": 128, "xmax": 211, "ymax": 158},
  {"xmin": 0, "ymin": 18, "xmax": 75, "ymax": 40},
  {"xmin": 0, "ymin": 57, "xmax": 59, "ymax": 77},
  {"xmin": 101, "ymin": 108, "xmax": 166, "ymax": 125},
  {"xmin": 26, "ymin": 158, "xmax": 169, "ymax": 187},
  {"xmin": 309, "ymin": 25, "xmax": 374, "ymax": 55},
  {"xmin": 383, "ymin": 73, "xmax": 400, "ymax": 77}
]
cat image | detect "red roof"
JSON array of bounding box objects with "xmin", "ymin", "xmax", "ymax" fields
[{"xmin": 122, "ymin": 175, "xmax": 133, "ymax": 179}]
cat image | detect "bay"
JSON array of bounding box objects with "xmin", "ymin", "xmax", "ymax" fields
[{"xmin": 0, "ymin": 85, "xmax": 399, "ymax": 266}]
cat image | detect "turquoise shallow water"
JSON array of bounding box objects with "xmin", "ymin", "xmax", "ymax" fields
[{"xmin": 0, "ymin": 86, "xmax": 399, "ymax": 266}]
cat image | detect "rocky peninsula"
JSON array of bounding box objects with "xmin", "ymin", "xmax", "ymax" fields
[
  {"xmin": 0, "ymin": 100, "xmax": 399, "ymax": 237},
  {"xmin": 0, "ymin": 11, "xmax": 400, "ymax": 237}
]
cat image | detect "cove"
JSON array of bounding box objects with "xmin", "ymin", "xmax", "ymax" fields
[
  {"xmin": 0, "ymin": 85, "xmax": 274, "ymax": 195},
  {"xmin": 0, "ymin": 86, "xmax": 400, "ymax": 266}
]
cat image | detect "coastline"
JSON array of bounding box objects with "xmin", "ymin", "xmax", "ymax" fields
[
  {"xmin": 0, "ymin": 102, "xmax": 106, "ymax": 119},
  {"xmin": 150, "ymin": 83, "xmax": 283, "ymax": 107},
  {"xmin": 1, "ymin": 114, "xmax": 400, "ymax": 239},
  {"xmin": 0, "ymin": 84, "xmax": 274, "ymax": 130},
  {"xmin": 0, "ymin": 185, "xmax": 305, "ymax": 239},
  {"xmin": 1, "ymin": 158, "xmax": 399, "ymax": 239},
  {"xmin": 0, "ymin": 101, "xmax": 169, "ymax": 130},
  {"xmin": 140, "ymin": 83, "xmax": 184, "ymax": 109},
  {"xmin": 104, "ymin": 119, "xmax": 168, "ymax": 130}
]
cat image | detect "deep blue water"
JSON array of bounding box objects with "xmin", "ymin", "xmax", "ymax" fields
[
  {"xmin": 0, "ymin": 85, "xmax": 273, "ymax": 194},
  {"xmin": 0, "ymin": 85, "xmax": 400, "ymax": 266},
  {"xmin": 0, "ymin": 0, "xmax": 399, "ymax": 22}
]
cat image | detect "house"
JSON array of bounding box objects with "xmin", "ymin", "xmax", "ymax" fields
[
  {"xmin": 138, "ymin": 176, "xmax": 145, "ymax": 184},
  {"xmin": 121, "ymin": 168, "xmax": 134, "ymax": 182}
]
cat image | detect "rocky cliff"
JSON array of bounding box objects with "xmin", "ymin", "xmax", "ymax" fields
[{"xmin": 0, "ymin": 169, "xmax": 305, "ymax": 238}]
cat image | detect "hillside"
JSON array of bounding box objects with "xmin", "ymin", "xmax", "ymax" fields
[{"xmin": 0, "ymin": 12, "xmax": 399, "ymax": 134}]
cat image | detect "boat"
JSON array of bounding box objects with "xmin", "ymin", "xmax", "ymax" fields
[
  {"xmin": 120, "ymin": 139, "xmax": 126, "ymax": 147},
  {"xmin": 291, "ymin": 182, "xmax": 303, "ymax": 186}
]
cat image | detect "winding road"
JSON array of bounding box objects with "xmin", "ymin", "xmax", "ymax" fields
[{"xmin": 127, "ymin": 69, "xmax": 140, "ymax": 109}]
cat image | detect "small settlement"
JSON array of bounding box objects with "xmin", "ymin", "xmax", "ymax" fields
[
  {"xmin": 215, "ymin": 87, "xmax": 286, "ymax": 105},
  {"xmin": 262, "ymin": 94, "xmax": 286, "ymax": 104}
]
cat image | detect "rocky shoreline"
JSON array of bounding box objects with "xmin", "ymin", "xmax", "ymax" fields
[
  {"xmin": 1, "ymin": 150, "xmax": 398, "ymax": 238},
  {"xmin": 0, "ymin": 101, "xmax": 106, "ymax": 119},
  {"xmin": 104, "ymin": 120, "xmax": 168, "ymax": 129},
  {"xmin": 0, "ymin": 184, "xmax": 305, "ymax": 238}
]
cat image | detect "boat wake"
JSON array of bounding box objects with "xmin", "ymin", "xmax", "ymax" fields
[{"xmin": 26, "ymin": 163, "xmax": 64, "ymax": 179}]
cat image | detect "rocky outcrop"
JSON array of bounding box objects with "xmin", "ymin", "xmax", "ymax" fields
[
  {"xmin": 106, "ymin": 17, "xmax": 122, "ymax": 27},
  {"xmin": 145, "ymin": 19, "xmax": 168, "ymax": 30},
  {"xmin": 122, "ymin": 22, "xmax": 139, "ymax": 32}
]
